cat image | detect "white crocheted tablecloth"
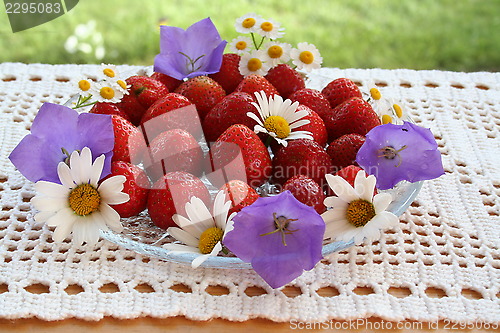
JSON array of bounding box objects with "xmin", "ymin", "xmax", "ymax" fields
[{"xmin": 0, "ymin": 63, "xmax": 499, "ymax": 322}]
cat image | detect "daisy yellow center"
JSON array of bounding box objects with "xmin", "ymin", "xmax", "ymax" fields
[
  {"xmin": 263, "ymin": 115, "xmax": 291, "ymax": 139},
  {"xmin": 268, "ymin": 45, "xmax": 283, "ymax": 59},
  {"xmin": 346, "ymin": 199, "xmax": 376, "ymax": 228},
  {"xmin": 100, "ymin": 87, "xmax": 115, "ymax": 100},
  {"xmin": 78, "ymin": 79, "xmax": 91, "ymax": 91},
  {"xmin": 393, "ymin": 104, "xmax": 403, "ymax": 118},
  {"xmin": 299, "ymin": 51, "xmax": 314, "ymax": 64},
  {"xmin": 117, "ymin": 79, "xmax": 127, "ymax": 90},
  {"xmin": 68, "ymin": 184, "xmax": 101, "ymax": 216},
  {"xmin": 236, "ymin": 41, "xmax": 247, "ymax": 50},
  {"xmin": 247, "ymin": 58, "xmax": 263, "ymax": 72},
  {"xmin": 261, "ymin": 21, "xmax": 273, "ymax": 32},
  {"xmin": 103, "ymin": 68, "xmax": 115, "ymax": 78},
  {"xmin": 382, "ymin": 114, "xmax": 392, "ymax": 124},
  {"xmin": 198, "ymin": 227, "xmax": 224, "ymax": 254},
  {"xmin": 242, "ymin": 17, "xmax": 256, "ymax": 28},
  {"xmin": 370, "ymin": 88, "xmax": 382, "ymax": 100}
]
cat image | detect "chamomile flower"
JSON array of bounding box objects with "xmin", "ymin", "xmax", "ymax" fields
[
  {"xmin": 262, "ymin": 41, "xmax": 291, "ymax": 66},
  {"xmin": 255, "ymin": 18, "xmax": 285, "ymax": 40},
  {"xmin": 76, "ymin": 77, "xmax": 93, "ymax": 97},
  {"xmin": 321, "ymin": 170, "xmax": 399, "ymax": 245},
  {"xmin": 235, "ymin": 13, "xmax": 263, "ymax": 34},
  {"xmin": 247, "ymin": 91, "xmax": 313, "ymax": 146},
  {"xmin": 163, "ymin": 191, "xmax": 236, "ymax": 268},
  {"xmin": 290, "ymin": 42, "xmax": 323, "ymax": 72},
  {"xmin": 365, "ymin": 84, "xmax": 405, "ymax": 125},
  {"xmin": 90, "ymin": 81, "xmax": 125, "ymax": 103},
  {"xmin": 239, "ymin": 50, "xmax": 271, "ymax": 77},
  {"xmin": 229, "ymin": 36, "xmax": 254, "ymax": 55},
  {"xmin": 101, "ymin": 63, "xmax": 118, "ymax": 79},
  {"xmin": 32, "ymin": 147, "xmax": 129, "ymax": 246}
]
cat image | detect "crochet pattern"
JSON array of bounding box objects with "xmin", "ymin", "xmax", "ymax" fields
[{"xmin": 0, "ymin": 63, "xmax": 498, "ymax": 322}]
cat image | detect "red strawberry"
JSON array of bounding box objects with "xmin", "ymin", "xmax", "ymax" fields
[
  {"xmin": 321, "ymin": 78, "xmax": 362, "ymax": 109},
  {"xmin": 89, "ymin": 102, "xmax": 132, "ymax": 123},
  {"xmin": 116, "ymin": 93, "xmax": 145, "ymax": 126},
  {"xmin": 174, "ymin": 76, "xmax": 226, "ymax": 120},
  {"xmin": 324, "ymin": 97, "xmax": 380, "ymax": 141},
  {"xmin": 272, "ymin": 139, "xmax": 333, "ymax": 186},
  {"xmin": 209, "ymin": 124, "xmax": 272, "ymax": 188},
  {"xmin": 111, "ymin": 115, "xmax": 142, "ymax": 163},
  {"xmin": 265, "ymin": 64, "xmax": 305, "ymax": 99},
  {"xmin": 142, "ymin": 129, "xmax": 204, "ymax": 182},
  {"xmin": 282, "ymin": 175, "xmax": 326, "ymax": 214},
  {"xmin": 202, "ymin": 92, "xmax": 258, "ymax": 143},
  {"xmin": 106, "ymin": 161, "xmax": 150, "ymax": 218},
  {"xmin": 293, "ymin": 105, "xmax": 328, "ymax": 147},
  {"xmin": 288, "ymin": 88, "xmax": 331, "ymax": 123},
  {"xmin": 127, "ymin": 75, "xmax": 169, "ymax": 109},
  {"xmin": 208, "ymin": 53, "xmax": 244, "ymax": 94},
  {"xmin": 220, "ymin": 180, "xmax": 259, "ymax": 215},
  {"xmin": 234, "ymin": 74, "xmax": 279, "ymax": 100},
  {"xmin": 150, "ymin": 72, "xmax": 182, "ymax": 92},
  {"xmin": 327, "ymin": 133, "xmax": 366, "ymax": 171},
  {"xmin": 147, "ymin": 171, "xmax": 210, "ymax": 229}
]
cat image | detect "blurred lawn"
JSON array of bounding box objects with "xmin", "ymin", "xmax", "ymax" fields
[{"xmin": 0, "ymin": 0, "xmax": 498, "ymax": 71}]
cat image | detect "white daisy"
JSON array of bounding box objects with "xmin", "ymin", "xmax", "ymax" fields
[
  {"xmin": 247, "ymin": 91, "xmax": 313, "ymax": 147},
  {"xmin": 290, "ymin": 42, "xmax": 323, "ymax": 72},
  {"xmin": 76, "ymin": 77, "xmax": 93, "ymax": 97},
  {"xmin": 321, "ymin": 170, "xmax": 399, "ymax": 245},
  {"xmin": 32, "ymin": 147, "xmax": 129, "ymax": 246},
  {"xmin": 255, "ymin": 18, "xmax": 285, "ymax": 40},
  {"xmin": 262, "ymin": 41, "xmax": 291, "ymax": 66},
  {"xmin": 365, "ymin": 84, "xmax": 405, "ymax": 125},
  {"xmin": 100, "ymin": 63, "xmax": 118, "ymax": 79},
  {"xmin": 100, "ymin": 63, "xmax": 130, "ymax": 94},
  {"xmin": 90, "ymin": 81, "xmax": 125, "ymax": 103},
  {"xmin": 163, "ymin": 191, "xmax": 236, "ymax": 268},
  {"xmin": 238, "ymin": 50, "xmax": 271, "ymax": 77},
  {"xmin": 235, "ymin": 13, "xmax": 263, "ymax": 34},
  {"xmin": 229, "ymin": 36, "xmax": 254, "ymax": 55}
]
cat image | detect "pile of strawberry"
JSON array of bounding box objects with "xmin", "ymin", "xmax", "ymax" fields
[{"xmin": 92, "ymin": 53, "xmax": 381, "ymax": 229}]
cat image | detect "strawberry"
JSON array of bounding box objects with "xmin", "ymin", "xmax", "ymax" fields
[
  {"xmin": 282, "ymin": 175, "xmax": 326, "ymax": 214},
  {"xmin": 327, "ymin": 133, "xmax": 366, "ymax": 172},
  {"xmin": 208, "ymin": 53, "xmax": 244, "ymax": 94},
  {"xmin": 209, "ymin": 124, "xmax": 272, "ymax": 188},
  {"xmin": 150, "ymin": 72, "xmax": 182, "ymax": 92},
  {"xmin": 272, "ymin": 139, "xmax": 333, "ymax": 186},
  {"xmin": 89, "ymin": 102, "xmax": 132, "ymax": 123},
  {"xmin": 288, "ymin": 88, "xmax": 331, "ymax": 123},
  {"xmin": 293, "ymin": 105, "xmax": 328, "ymax": 147},
  {"xmin": 202, "ymin": 92, "xmax": 258, "ymax": 143},
  {"xmin": 140, "ymin": 93, "xmax": 196, "ymax": 142},
  {"xmin": 323, "ymin": 97, "xmax": 380, "ymax": 141},
  {"xmin": 147, "ymin": 171, "xmax": 210, "ymax": 229},
  {"xmin": 234, "ymin": 74, "xmax": 279, "ymax": 100},
  {"xmin": 111, "ymin": 115, "xmax": 143, "ymax": 163},
  {"xmin": 174, "ymin": 75, "xmax": 226, "ymax": 120},
  {"xmin": 264, "ymin": 64, "xmax": 305, "ymax": 99},
  {"xmin": 142, "ymin": 129, "xmax": 204, "ymax": 182},
  {"xmin": 106, "ymin": 161, "xmax": 150, "ymax": 218},
  {"xmin": 116, "ymin": 93, "xmax": 145, "ymax": 126},
  {"xmin": 321, "ymin": 78, "xmax": 362, "ymax": 109},
  {"xmin": 220, "ymin": 179, "xmax": 259, "ymax": 215}
]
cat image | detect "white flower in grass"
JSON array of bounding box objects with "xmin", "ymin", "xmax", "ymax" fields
[
  {"xmin": 290, "ymin": 42, "xmax": 323, "ymax": 72},
  {"xmin": 32, "ymin": 147, "xmax": 129, "ymax": 246},
  {"xmin": 90, "ymin": 81, "xmax": 125, "ymax": 103},
  {"xmin": 229, "ymin": 36, "xmax": 254, "ymax": 55},
  {"xmin": 255, "ymin": 18, "xmax": 285, "ymax": 40},
  {"xmin": 163, "ymin": 191, "xmax": 236, "ymax": 268},
  {"xmin": 321, "ymin": 170, "xmax": 399, "ymax": 245},
  {"xmin": 262, "ymin": 41, "xmax": 291, "ymax": 66},
  {"xmin": 235, "ymin": 13, "xmax": 263, "ymax": 34},
  {"xmin": 247, "ymin": 91, "xmax": 313, "ymax": 147},
  {"xmin": 239, "ymin": 50, "xmax": 271, "ymax": 77}
]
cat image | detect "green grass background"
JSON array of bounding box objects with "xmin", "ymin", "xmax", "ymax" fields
[{"xmin": 0, "ymin": 0, "xmax": 498, "ymax": 71}]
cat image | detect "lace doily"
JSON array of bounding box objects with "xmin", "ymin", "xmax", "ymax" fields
[{"xmin": 0, "ymin": 63, "xmax": 498, "ymax": 322}]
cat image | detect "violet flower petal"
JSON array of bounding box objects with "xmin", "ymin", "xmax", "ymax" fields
[
  {"xmin": 224, "ymin": 191, "xmax": 325, "ymax": 289},
  {"xmin": 356, "ymin": 121, "xmax": 445, "ymax": 190}
]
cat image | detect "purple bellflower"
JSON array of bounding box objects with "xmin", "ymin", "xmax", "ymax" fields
[
  {"xmin": 223, "ymin": 191, "xmax": 325, "ymax": 289},
  {"xmin": 9, "ymin": 103, "xmax": 114, "ymax": 184},
  {"xmin": 154, "ymin": 17, "xmax": 227, "ymax": 80},
  {"xmin": 356, "ymin": 121, "xmax": 444, "ymax": 190}
]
